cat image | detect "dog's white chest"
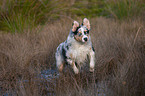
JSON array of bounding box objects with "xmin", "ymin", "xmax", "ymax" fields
[{"xmin": 67, "ymin": 43, "xmax": 90, "ymax": 64}]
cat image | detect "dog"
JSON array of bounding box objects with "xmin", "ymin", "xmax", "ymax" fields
[{"xmin": 55, "ymin": 18, "xmax": 95, "ymax": 74}]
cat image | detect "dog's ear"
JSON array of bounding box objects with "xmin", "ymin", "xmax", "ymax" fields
[
  {"xmin": 72, "ymin": 21, "xmax": 79, "ymax": 32},
  {"xmin": 83, "ymin": 18, "xmax": 90, "ymax": 30}
]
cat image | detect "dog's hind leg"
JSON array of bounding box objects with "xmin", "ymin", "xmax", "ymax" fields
[
  {"xmin": 55, "ymin": 52, "xmax": 64, "ymax": 72},
  {"xmin": 56, "ymin": 60, "xmax": 64, "ymax": 72},
  {"xmin": 57, "ymin": 62, "xmax": 64, "ymax": 72}
]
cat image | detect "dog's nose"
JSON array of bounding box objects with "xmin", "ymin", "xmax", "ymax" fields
[{"xmin": 84, "ymin": 38, "xmax": 88, "ymax": 41}]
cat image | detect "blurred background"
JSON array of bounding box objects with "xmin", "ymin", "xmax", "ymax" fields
[{"xmin": 0, "ymin": 0, "xmax": 145, "ymax": 33}]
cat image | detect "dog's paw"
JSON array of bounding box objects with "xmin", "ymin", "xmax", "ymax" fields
[
  {"xmin": 74, "ymin": 68, "xmax": 79, "ymax": 74},
  {"xmin": 89, "ymin": 68, "xmax": 94, "ymax": 72}
]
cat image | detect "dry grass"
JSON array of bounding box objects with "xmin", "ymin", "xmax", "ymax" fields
[{"xmin": 0, "ymin": 17, "xmax": 145, "ymax": 96}]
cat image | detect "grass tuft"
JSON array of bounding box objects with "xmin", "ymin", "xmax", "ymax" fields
[
  {"xmin": 0, "ymin": 0, "xmax": 64, "ymax": 33},
  {"xmin": 105, "ymin": 0, "xmax": 145, "ymax": 19}
]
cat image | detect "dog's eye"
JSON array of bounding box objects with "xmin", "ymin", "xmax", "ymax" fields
[
  {"xmin": 84, "ymin": 30, "xmax": 89, "ymax": 34},
  {"xmin": 78, "ymin": 33, "xmax": 82, "ymax": 36},
  {"xmin": 84, "ymin": 31, "xmax": 88, "ymax": 34}
]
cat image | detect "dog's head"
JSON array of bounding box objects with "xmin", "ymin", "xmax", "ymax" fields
[{"xmin": 72, "ymin": 18, "xmax": 90, "ymax": 43}]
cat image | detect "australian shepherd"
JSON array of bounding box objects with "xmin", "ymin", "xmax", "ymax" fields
[{"xmin": 55, "ymin": 18, "xmax": 95, "ymax": 74}]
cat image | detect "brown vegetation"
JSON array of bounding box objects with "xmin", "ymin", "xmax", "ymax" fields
[{"xmin": 0, "ymin": 17, "xmax": 145, "ymax": 96}]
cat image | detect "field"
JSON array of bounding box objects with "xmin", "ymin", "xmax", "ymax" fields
[
  {"xmin": 0, "ymin": 17, "xmax": 144, "ymax": 96},
  {"xmin": 0, "ymin": 0, "xmax": 145, "ymax": 96}
]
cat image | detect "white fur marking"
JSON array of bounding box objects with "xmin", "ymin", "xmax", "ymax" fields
[
  {"xmin": 66, "ymin": 42, "xmax": 90, "ymax": 65},
  {"xmin": 79, "ymin": 27, "xmax": 88, "ymax": 42},
  {"xmin": 89, "ymin": 50, "xmax": 95, "ymax": 72}
]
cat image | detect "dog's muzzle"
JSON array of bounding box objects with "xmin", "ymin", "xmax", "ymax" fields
[{"xmin": 82, "ymin": 36, "xmax": 88, "ymax": 42}]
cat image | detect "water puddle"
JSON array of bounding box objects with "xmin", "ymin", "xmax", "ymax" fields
[{"xmin": 1, "ymin": 69, "xmax": 113, "ymax": 96}]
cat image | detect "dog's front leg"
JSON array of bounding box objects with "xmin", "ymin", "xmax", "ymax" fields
[
  {"xmin": 72, "ymin": 62, "xmax": 79, "ymax": 74},
  {"xmin": 67, "ymin": 59, "xmax": 79, "ymax": 74},
  {"xmin": 89, "ymin": 50, "xmax": 95, "ymax": 72}
]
